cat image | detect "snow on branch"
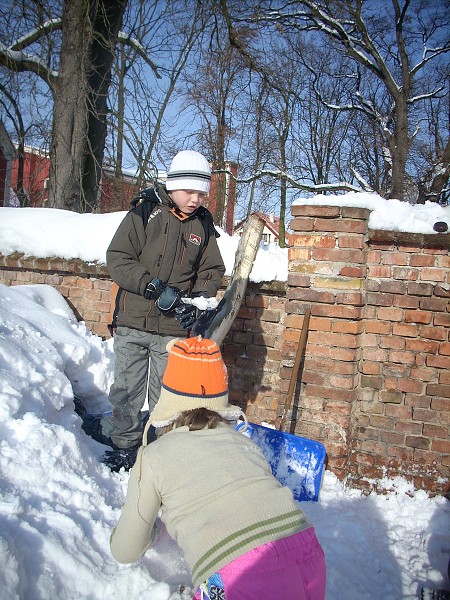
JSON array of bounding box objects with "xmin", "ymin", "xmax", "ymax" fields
[
  {"xmin": 0, "ymin": 45, "xmax": 57, "ymax": 84},
  {"xmin": 117, "ymin": 32, "xmax": 161, "ymax": 78},
  {"xmin": 407, "ymin": 86, "xmax": 446, "ymax": 105},
  {"xmin": 10, "ymin": 19, "xmax": 62, "ymax": 52},
  {"xmin": 213, "ymin": 168, "xmax": 361, "ymax": 193}
]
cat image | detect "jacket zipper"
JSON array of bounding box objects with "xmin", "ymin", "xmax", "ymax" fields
[{"xmin": 179, "ymin": 233, "xmax": 187, "ymax": 264}]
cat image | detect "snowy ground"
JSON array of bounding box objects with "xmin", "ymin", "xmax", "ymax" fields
[
  {"xmin": 0, "ymin": 194, "xmax": 449, "ymax": 598},
  {"xmin": 0, "ymin": 283, "xmax": 449, "ymax": 600}
]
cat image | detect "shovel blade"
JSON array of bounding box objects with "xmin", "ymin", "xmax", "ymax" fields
[{"xmin": 239, "ymin": 422, "xmax": 327, "ymax": 502}]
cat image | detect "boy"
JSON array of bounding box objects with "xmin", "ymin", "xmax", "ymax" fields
[{"xmin": 82, "ymin": 150, "xmax": 225, "ymax": 470}]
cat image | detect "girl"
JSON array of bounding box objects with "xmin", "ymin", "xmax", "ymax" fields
[{"xmin": 110, "ymin": 336, "xmax": 326, "ymax": 600}]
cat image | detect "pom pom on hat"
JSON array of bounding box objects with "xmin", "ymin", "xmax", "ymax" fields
[
  {"xmin": 149, "ymin": 337, "xmax": 242, "ymax": 428},
  {"xmin": 166, "ymin": 150, "xmax": 211, "ymax": 194}
]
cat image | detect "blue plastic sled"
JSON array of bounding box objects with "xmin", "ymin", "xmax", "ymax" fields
[{"xmin": 237, "ymin": 422, "xmax": 326, "ymax": 502}]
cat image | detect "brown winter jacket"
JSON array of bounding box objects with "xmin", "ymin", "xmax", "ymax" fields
[{"xmin": 106, "ymin": 184, "xmax": 225, "ymax": 336}]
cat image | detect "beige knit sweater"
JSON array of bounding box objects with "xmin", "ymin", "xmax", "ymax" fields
[{"xmin": 110, "ymin": 424, "xmax": 311, "ymax": 587}]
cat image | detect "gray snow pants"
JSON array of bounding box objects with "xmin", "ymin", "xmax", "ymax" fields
[{"xmin": 101, "ymin": 326, "xmax": 176, "ymax": 449}]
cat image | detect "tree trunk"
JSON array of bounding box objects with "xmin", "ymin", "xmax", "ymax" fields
[
  {"xmin": 48, "ymin": 0, "xmax": 92, "ymax": 211},
  {"xmin": 417, "ymin": 138, "xmax": 450, "ymax": 204},
  {"xmin": 49, "ymin": 0, "xmax": 127, "ymax": 212},
  {"xmin": 82, "ymin": 0, "xmax": 128, "ymax": 212},
  {"xmin": 389, "ymin": 95, "xmax": 410, "ymax": 200}
]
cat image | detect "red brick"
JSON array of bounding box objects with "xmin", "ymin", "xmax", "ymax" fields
[
  {"xmin": 340, "ymin": 266, "xmax": 365, "ymax": 277},
  {"xmin": 309, "ymin": 304, "xmax": 363, "ymax": 320},
  {"xmin": 367, "ymin": 249, "xmax": 381, "ymax": 263},
  {"xmin": 392, "ymin": 294, "xmax": 420, "ymax": 309},
  {"xmin": 289, "ymin": 217, "xmax": 314, "ymax": 231},
  {"xmin": 361, "ymin": 361, "xmax": 381, "ymax": 375},
  {"xmin": 420, "ymin": 268, "xmax": 447, "ymax": 282},
  {"xmin": 426, "ymin": 384, "xmax": 450, "ymax": 398},
  {"xmin": 338, "ymin": 236, "xmax": 365, "ymax": 249},
  {"xmin": 410, "ymin": 255, "xmax": 437, "ymax": 267},
  {"xmin": 287, "ymin": 288, "xmax": 335, "ymax": 303},
  {"xmin": 378, "ymin": 307, "xmax": 404, "ymax": 322},
  {"xmin": 412, "ymin": 408, "xmax": 439, "ymax": 423},
  {"xmin": 361, "ymin": 347, "xmax": 389, "ymax": 362},
  {"xmin": 368, "ymin": 265, "xmax": 392, "ymax": 278},
  {"xmin": 431, "ymin": 439, "xmax": 450, "ymax": 453},
  {"xmin": 434, "ymin": 313, "xmax": 450, "ymax": 327},
  {"xmin": 421, "ymin": 326, "xmax": 447, "ymax": 341},
  {"xmin": 405, "ymin": 394, "xmax": 431, "ymax": 409},
  {"xmin": 287, "ymin": 273, "xmax": 311, "ymax": 287},
  {"xmin": 289, "ymin": 234, "xmax": 335, "ymax": 247},
  {"xmin": 393, "ymin": 267, "xmax": 418, "ymax": 281},
  {"xmin": 315, "ymin": 218, "xmax": 367, "ymax": 234},
  {"xmin": 393, "ymin": 323, "xmax": 419, "ymax": 337},
  {"xmin": 426, "ymin": 354, "xmax": 450, "ymax": 369},
  {"xmin": 245, "ymin": 294, "xmax": 269, "ymax": 308},
  {"xmin": 379, "ymin": 335, "xmax": 405, "ymax": 350},
  {"xmin": 405, "ymin": 436, "xmax": 430, "ymax": 449},
  {"xmin": 380, "ymin": 431, "xmax": 405, "ymax": 445},
  {"xmin": 408, "ymin": 282, "xmax": 434, "ymax": 296},
  {"xmin": 383, "ymin": 253, "xmax": 408, "ymax": 266},
  {"xmin": 384, "ymin": 404, "xmax": 412, "ymax": 420},
  {"xmin": 423, "ymin": 424, "xmax": 449, "ymax": 438},
  {"xmin": 405, "ymin": 310, "xmax": 433, "ymax": 324},
  {"xmin": 389, "ymin": 350, "xmax": 416, "ymax": 365},
  {"xmin": 410, "ymin": 367, "xmax": 437, "ymax": 382},
  {"xmin": 291, "ymin": 205, "xmax": 341, "ymax": 218},
  {"xmin": 395, "ymin": 420, "xmax": 422, "ymax": 435},
  {"xmin": 367, "ymin": 292, "xmax": 394, "ymax": 307},
  {"xmin": 365, "ymin": 321, "xmax": 391, "ymax": 334},
  {"xmin": 313, "ymin": 248, "xmax": 365, "ymax": 263},
  {"xmin": 405, "ymin": 339, "xmax": 440, "ymax": 353}
]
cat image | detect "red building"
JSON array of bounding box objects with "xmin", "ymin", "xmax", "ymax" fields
[
  {"xmin": 234, "ymin": 211, "xmax": 286, "ymax": 245},
  {"xmin": 8, "ymin": 148, "xmax": 237, "ymax": 234}
]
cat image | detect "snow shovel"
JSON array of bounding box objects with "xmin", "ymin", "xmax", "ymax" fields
[
  {"xmin": 237, "ymin": 421, "xmax": 326, "ymax": 502},
  {"xmin": 236, "ymin": 307, "xmax": 327, "ymax": 502}
]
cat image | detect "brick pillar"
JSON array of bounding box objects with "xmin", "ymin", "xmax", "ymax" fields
[
  {"xmin": 352, "ymin": 230, "xmax": 449, "ymax": 494},
  {"xmin": 286, "ymin": 205, "xmax": 370, "ymax": 479}
]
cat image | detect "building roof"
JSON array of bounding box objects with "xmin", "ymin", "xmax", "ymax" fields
[{"xmin": 233, "ymin": 211, "xmax": 281, "ymax": 239}]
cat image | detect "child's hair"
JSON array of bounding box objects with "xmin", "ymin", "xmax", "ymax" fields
[{"xmin": 172, "ymin": 407, "xmax": 229, "ymax": 431}]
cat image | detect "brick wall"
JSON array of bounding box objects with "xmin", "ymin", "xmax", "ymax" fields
[
  {"xmin": 288, "ymin": 205, "xmax": 449, "ymax": 495},
  {"xmin": 0, "ymin": 204, "xmax": 448, "ymax": 495},
  {"xmin": 0, "ymin": 253, "xmax": 112, "ymax": 338}
]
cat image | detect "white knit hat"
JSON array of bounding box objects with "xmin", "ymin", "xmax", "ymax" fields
[{"xmin": 166, "ymin": 150, "xmax": 211, "ymax": 194}]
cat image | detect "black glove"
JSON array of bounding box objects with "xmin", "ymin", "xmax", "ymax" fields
[
  {"xmin": 143, "ymin": 278, "xmax": 165, "ymax": 300},
  {"xmin": 174, "ymin": 304, "xmax": 197, "ymax": 330},
  {"xmin": 155, "ymin": 285, "xmax": 183, "ymax": 313},
  {"xmin": 174, "ymin": 291, "xmax": 209, "ymax": 331}
]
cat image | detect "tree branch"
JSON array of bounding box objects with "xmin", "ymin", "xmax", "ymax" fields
[
  {"xmin": 0, "ymin": 45, "xmax": 57, "ymax": 88},
  {"xmin": 10, "ymin": 18, "xmax": 62, "ymax": 51},
  {"xmin": 213, "ymin": 168, "xmax": 362, "ymax": 193},
  {"xmin": 117, "ymin": 32, "xmax": 161, "ymax": 78}
]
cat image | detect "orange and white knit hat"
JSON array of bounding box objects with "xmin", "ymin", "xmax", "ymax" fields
[{"xmin": 149, "ymin": 337, "xmax": 242, "ymax": 428}]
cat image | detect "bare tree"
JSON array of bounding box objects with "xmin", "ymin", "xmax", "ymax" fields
[
  {"xmin": 1, "ymin": 0, "xmax": 128, "ymax": 211},
  {"xmin": 220, "ymin": 0, "xmax": 450, "ymax": 201},
  {"xmin": 181, "ymin": 18, "xmax": 247, "ymax": 226}
]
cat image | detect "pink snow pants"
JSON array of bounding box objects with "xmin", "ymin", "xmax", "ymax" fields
[{"xmin": 193, "ymin": 527, "xmax": 326, "ymax": 600}]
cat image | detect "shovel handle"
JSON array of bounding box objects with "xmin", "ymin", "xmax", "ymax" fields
[{"xmin": 279, "ymin": 306, "xmax": 311, "ymax": 432}]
